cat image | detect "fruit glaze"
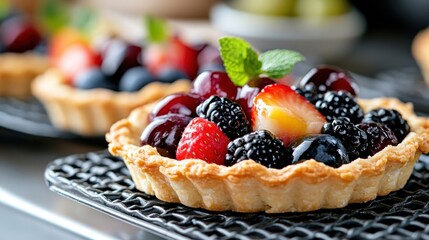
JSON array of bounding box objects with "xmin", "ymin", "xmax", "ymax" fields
[{"xmin": 108, "ymin": 37, "xmax": 429, "ymax": 213}]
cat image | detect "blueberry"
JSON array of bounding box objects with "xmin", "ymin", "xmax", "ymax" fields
[
  {"xmin": 0, "ymin": 41, "xmax": 5, "ymax": 53},
  {"xmin": 119, "ymin": 67, "xmax": 156, "ymax": 92},
  {"xmin": 158, "ymin": 67, "xmax": 188, "ymax": 83},
  {"xmin": 74, "ymin": 68, "xmax": 117, "ymax": 90},
  {"xmin": 291, "ymin": 134, "xmax": 350, "ymax": 168},
  {"xmin": 33, "ymin": 40, "xmax": 48, "ymax": 54}
]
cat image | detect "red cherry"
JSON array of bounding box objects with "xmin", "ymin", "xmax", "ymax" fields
[
  {"xmin": 140, "ymin": 114, "xmax": 192, "ymax": 159},
  {"xmin": 190, "ymin": 71, "xmax": 238, "ymax": 100},
  {"xmin": 0, "ymin": 16, "xmax": 42, "ymax": 53},
  {"xmin": 101, "ymin": 38, "xmax": 142, "ymax": 81},
  {"xmin": 150, "ymin": 93, "xmax": 203, "ymax": 120},
  {"xmin": 298, "ymin": 65, "xmax": 359, "ymax": 96}
]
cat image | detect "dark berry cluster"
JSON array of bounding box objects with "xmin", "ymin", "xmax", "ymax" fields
[
  {"xmin": 315, "ymin": 91, "xmax": 364, "ymax": 123},
  {"xmin": 292, "ymin": 83, "xmax": 324, "ymax": 104},
  {"xmin": 322, "ymin": 117, "xmax": 368, "ymax": 160},
  {"xmin": 226, "ymin": 130, "xmax": 292, "ymax": 169},
  {"xmin": 196, "ymin": 96, "xmax": 250, "ymax": 140}
]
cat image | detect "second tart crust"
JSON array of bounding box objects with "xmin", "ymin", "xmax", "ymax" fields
[{"xmin": 32, "ymin": 69, "xmax": 192, "ymax": 136}]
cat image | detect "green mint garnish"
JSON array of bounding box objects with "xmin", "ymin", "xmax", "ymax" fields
[
  {"xmin": 219, "ymin": 37, "xmax": 305, "ymax": 86},
  {"xmin": 71, "ymin": 7, "xmax": 97, "ymax": 38},
  {"xmin": 145, "ymin": 16, "xmax": 169, "ymax": 43},
  {"xmin": 259, "ymin": 50, "xmax": 305, "ymax": 79},
  {"xmin": 40, "ymin": 0, "xmax": 69, "ymax": 34},
  {"xmin": 219, "ymin": 37, "xmax": 262, "ymax": 86},
  {"xmin": 0, "ymin": 0, "xmax": 10, "ymax": 20}
]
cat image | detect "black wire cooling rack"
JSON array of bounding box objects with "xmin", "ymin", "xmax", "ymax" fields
[
  {"xmin": 0, "ymin": 97, "xmax": 103, "ymax": 139},
  {"xmin": 45, "ymin": 150, "xmax": 429, "ymax": 240}
]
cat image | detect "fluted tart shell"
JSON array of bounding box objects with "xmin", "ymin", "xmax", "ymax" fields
[
  {"xmin": 107, "ymin": 97, "xmax": 429, "ymax": 213},
  {"xmin": 32, "ymin": 69, "xmax": 192, "ymax": 136},
  {"xmin": 0, "ymin": 53, "xmax": 49, "ymax": 98}
]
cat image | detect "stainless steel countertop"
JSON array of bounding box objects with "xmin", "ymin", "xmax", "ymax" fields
[{"xmin": 0, "ymin": 129, "xmax": 165, "ymax": 240}]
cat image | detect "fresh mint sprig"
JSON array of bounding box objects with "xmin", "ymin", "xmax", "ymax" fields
[
  {"xmin": 219, "ymin": 37, "xmax": 305, "ymax": 86},
  {"xmin": 145, "ymin": 16, "xmax": 170, "ymax": 44}
]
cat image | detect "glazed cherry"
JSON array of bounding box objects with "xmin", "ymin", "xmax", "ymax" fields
[
  {"xmin": 101, "ymin": 38, "xmax": 142, "ymax": 81},
  {"xmin": 150, "ymin": 93, "xmax": 202, "ymax": 120},
  {"xmin": 236, "ymin": 77, "xmax": 276, "ymax": 122},
  {"xmin": 298, "ymin": 65, "xmax": 359, "ymax": 96},
  {"xmin": 0, "ymin": 16, "xmax": 42, "ymax": 53},
  {"xmin": 140, "ymin": 114, "xmax": 192, "ymax": 158},
  {"xmin": 191, "ymin": 71, "xmax": 238, "ymax": 100}
]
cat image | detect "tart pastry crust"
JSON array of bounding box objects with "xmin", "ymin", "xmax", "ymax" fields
[
  {"xmin": 0, "ymin": 53, "xmax": 49, "ymax": 98},
  {"xmin": 32, "ymin": 69, "xmax": 192, "ymax": 136},
  {"xmin": 107, "ymin": 98, "xmax": 429, "ymax": 213},
  {"xmin": 412, "ymin": 27, "xmax": 429, "ymax": 85}
]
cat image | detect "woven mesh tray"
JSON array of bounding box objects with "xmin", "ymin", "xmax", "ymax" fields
[
  {"xmin": 0, "ymin": 97, "xmax": 101, "ymax": 139},
  {"xmin": 45, "ymin": 150, "xmax": 429, "ymax": 240}
]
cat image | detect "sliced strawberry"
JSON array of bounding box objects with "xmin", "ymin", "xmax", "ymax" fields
[
  {"xmin": 54, "ymin": 43, "xmax": 102, "ymax": 84},
  {"xmin": 143, "ymin": 43, "xmax": 170, "ymax": 75},
  {"xmin": 169, "ymin": 36, "xmax": 199, "ymax": 79},
  {"xmin": 252, "ymin": 84, "xmax": 326, "ymax": 146},
  {"xmin": 176, "ymin": 117, "xmax": 229, "ymax": 165}
]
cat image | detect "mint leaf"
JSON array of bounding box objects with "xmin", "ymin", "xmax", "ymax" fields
[
  {"xmin": 72, "ymin": 7, "xmax": 97, "ymax": 37},
  {"xmin": 40, "ymin": 0, "xmax": 69, "ymax": 34},
  {"xmin": 219, "ymin": 37, "xmax": 262, "ymax": 86},
  {"xmin": 145, "ymin": 16, "xmax": 169, "ymax": 43},
  {"xmin": 259, "ymin": 50, "xmax": 305, "ymax": 79},
  {"xmin": 0, "ymin": 0, "xmax": 10, "ymax": 20}
]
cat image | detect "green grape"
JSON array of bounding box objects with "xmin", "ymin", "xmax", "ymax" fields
[
  {"xmin": 231, "ymin": 0, "xmax": 297, "ymax": 17},
  {"xmin": 295, "ymin": 0, "xmax": 350, "ymax": 18}
]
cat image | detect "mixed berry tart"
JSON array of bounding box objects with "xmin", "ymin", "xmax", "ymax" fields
[
  {"xmin": 32, "ymin": 18, "xmax": 219, "ymax": 136},
  {"xmin": 107, "ymin": 37, "xmax": 429, "ymax": 213},
  {"xmin": 0, "ymin": 9, "xmax": 49, "ymax": 98}
]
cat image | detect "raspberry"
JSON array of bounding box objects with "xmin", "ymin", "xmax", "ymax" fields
[
  {"xmin": 292, "ymin": 83, "xmax": 325, "ymax": 104},
  {"xmin": 357, "ymin": 122, "xmax": 398, "ymax": 156},
  {"xmin": 315, "ymin": 91, "xmax": 363, "ymax": 123},
  {"xmin": 196, "ymin": 96, "xmax": 250, "ymax": 140},
  {"xmin": 362, "ymin": 108, "xmax": 410, "ymax": 142},
  {"xmin": 225, "ymin": 130, "xmax": 292, "ymax": 169},
  {"xmin": 322, "ymin": 117, "xmax": 368, "ymax": 160},
  {"xmin": 176, "ymin": 117, "xmax": 229, "ymax": 165}
]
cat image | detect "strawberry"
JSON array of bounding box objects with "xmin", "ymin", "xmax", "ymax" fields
[
  {"xmin": 54, "ymin": 43, "xmax": 102, "ymax": 84},
  {"xmin": 252, "ymin": 84, "xmax": 326, "ymax": 146},
  {"xmin": 169, "ymin": 36, "xmax": 199, "ymax": 79},
  {"xmin": 143, "ymin": 37, "xmax": 199, "ymax": 79},
  {"xmin": 176, "ymin": 117, "xmax": 229, "ymax": 165}
]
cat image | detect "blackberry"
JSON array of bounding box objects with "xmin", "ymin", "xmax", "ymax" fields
[
  {"xmin": 357, "ymin": 122, "xmax": 398, "ymax": 156},
  {"xmin": 322, "ymin": 117, "xmax": 368, "ymax": 160},
  {"xmin": 292, "ymin": 83, "xmax": 325, "ymax": 104},
  {"xmin": 196, "ymin": 96, "xmax": 250, "ymax": 140},
  {"xmin": 291, "ymin": 134, "xmax": 350, "ymax": 168},
  {"xmin": 225, "ymin": 130, "xmax": 292, "ymax": 169},
  {"xmin": 362, "ymin": 108, "xmax": 410, "ymax": 142},
  {"xmin": 315, "ymin": 91, "xmax": 364, "ymax": 123}
]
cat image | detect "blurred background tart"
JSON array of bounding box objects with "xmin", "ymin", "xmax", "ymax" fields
[
  {"xmin": 0, "ymin": 3, "xmax": 49, "ymax": 98},
  {"xmin": 32, "ymin": 15, "xmax": 224, "ymax": 136}
]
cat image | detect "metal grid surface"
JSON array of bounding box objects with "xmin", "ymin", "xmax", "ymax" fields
[{"xmin": 45, "ymin": 150, "xmax": 429, "ymax": 240}]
